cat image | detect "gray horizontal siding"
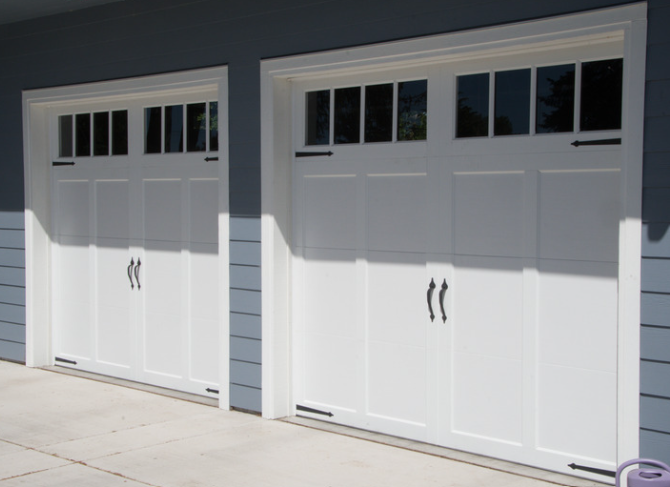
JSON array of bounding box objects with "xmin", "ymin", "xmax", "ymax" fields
[
  {"xmin": 229, "ymin": 384, "xmax": 262, "ymax": 413},
  {"xmin": 229, "ymin": 217, "xmax": 262, "ymax": 411},
  {"xmin": 0, "ymin": 322, "xmax": 24, "ymax": 343},
  {"xmin": 0, "ymin": 213, "xmax": 25, "ymax": 363},
  {"xmin": 231, "ymin": 312, "xmax": 261, "ymax": 340},
  {"xmin": 641, "ymin": 430, "xmax": 670, "ymax": 462},
  {"xmin": 0, "ymin": 340, "xmax": 25, "ymax": 363}
]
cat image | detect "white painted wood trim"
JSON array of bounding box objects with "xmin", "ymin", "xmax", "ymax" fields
[
  {"xmin": 260, "ymin": 6, "xmax": 647, "ymax": 462},
  {"xmin": 617, "ymin": 7, "xmax": 647, "ymax": 463},
  {"xmin": 22, "ymin": 66, "xmax": 231, "ymax": 409}
]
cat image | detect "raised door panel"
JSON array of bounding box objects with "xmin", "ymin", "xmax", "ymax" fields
[
  {"xmin": 94, "ymin": 179, "xmax": 133, "ymax": 374},
  {"xmin": 140, "ymin": 179, "xmax": 184, "ymax": 383},
  {"xmin": 187, "ymin": 178, "xmax": 219, "ymax": 387},
  {"xmin": 52, "ymin": 179, "xmax": 93, "ymax": 363}
]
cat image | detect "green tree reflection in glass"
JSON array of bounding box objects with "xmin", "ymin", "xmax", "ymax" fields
[
  {"xmin": 398, "ymin": 80, "xmax": 427, "ymax": 141},
  {"xmin": 456, "ymin": 73, "xmax": 489, "ymax": 138},
  {"xmin": 536, "ymin": 64, "xmax": 575, "ymax": 134}
]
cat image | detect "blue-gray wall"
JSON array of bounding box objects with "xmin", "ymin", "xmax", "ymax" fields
[
  {"xmin": 640, "ymin": 1, "xmax": 670, "ymax": 462},
  {"xmin": 0, "ymin": 0, "xmax": 667, "ymax": 455}
]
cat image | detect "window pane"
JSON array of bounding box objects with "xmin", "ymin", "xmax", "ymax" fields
[
  {"xmin": 187, "ymin": 103, "xmax": 207, "ymax": 152},
  {"xmin": 165, "ymin": 105, "xmax": 184, "ymax": 153},
  {"xmin": 112, "ymin": 110, "xmax": 128, "ymax": 156},
  {"xmin": 145, "ymin": 107, "xmax": 162, "ymax": 154},
  {"xmin": 397, "ymin": 80, "xmax": 427, "ymax": 141},
  {"xmin": 581, "ymin": 58, "xmax": 623, "ymax": 131},
  {"xmin": 59, "ymin": 115, "xmax": 73, "ymax": 158},
  {"xmin": 93, "ymin": 112, "xmax": 109, "ymax": 156},
  {"xmin": 306, "ymin": 90, "xmax": 330, "ymax": 146},
  {"xmin": 209, "ymin": 102, "xmax": 219, "ymax": 152},
  {"xmin": 334, "ymin": 87, "xmax": 360, "ymax": 144},
  {"xmin": 76, "ymin": 113, "xmax": 91, "ymax": 157},
  {"xmin": 365, "ymin": 83, "xmax": 393, "ymax": 143},
  {"xmin": 536, "ymin": 64, "xmax": 575, "ymax": 133},
  {"xmin": 457, "ymin": 73, "xmax": 489, "ymax": 138},
  {"xmin": 495, "ymin": 69, "xmax": 530, "ymax": 136}
]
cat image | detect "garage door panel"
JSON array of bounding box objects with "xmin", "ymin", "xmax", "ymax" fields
[
  {"xmin": 538, "ymin": 260, "xmax": 618, "ymax": 373},
  {"xmin": 303, "ymin": 175, "xmax": 357, "ymax": 250},
  {"xmin": 367, "ymin": 253, "xmax": 427, "ymax": 347},
  {"xmin": 304, "ymin": 333, "xmax": 359, "ymax": 412},
  {"xmin": 97, "ymin": 304, "xmax": 132, "ymax": 368},
  {"xmin": 538, "ymin": 364, "xmax": 616, "ymax": 462},
  {"xmin": 143, "ymin": 311, "xmax": 182, "ymax": 378},
  {"xmin": 303, "ymin": 248, "xmax": 358, "ymax": 338},
  {"xmin": 189, "ymin": 179, "xmax": 218, "ymax": 244},
  {"xmin": 367, "ymin": 341, "xmax": 427, "ymax": 426},
  {"xmin": 539, "ymin": 170, "xmax": 620, "ymax": 262},
  {"xmin": 55, "ymin": 300, "xmax": 91, "ymax": 360},
  {"xmin": 453, "ymin": 172, "xmax": 525, "ymax": 258},
  {"xmin": 452, "ymin": 257, "xmax": 524, "ymax": 360},
  {"xmin": 143, "ymin": 179, "xmax": 183, "ymax": 242},
  {"xmin": 96, "ymin": 180, "xmax": 130, "ymax": 240},
  {"xmin": 452, "ymin": 353, "xmax": 523, "ymax": 444},
  {"xmin": 55, "ymin": 180, "xmax": 90, "ymax": 238},
  {"xmin": 190, "ymin": 247, "xmax": 219, "ymax": 321},
  {"xmin": 367, "ymin": 174, "xmax": 428, "ymax": 253},
  {"xmin": 189, "ymin": 317, "xmax": 219, "ymax": 384}
]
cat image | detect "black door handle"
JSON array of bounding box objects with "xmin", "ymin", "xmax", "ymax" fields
[
  {"xmin": 439, "ymin": 279, "xmax": 448, "ymax": 323},
  {"xmin": 427, "ymin": 278, "xmax": 436, "ymax": 322},
  {"xmin": 127, "ymin": 258, "xmax": 135, "ymax": 289},
  {"xmin": 133, "ymin": 258, "xmax": 141, "ymax": 290}
]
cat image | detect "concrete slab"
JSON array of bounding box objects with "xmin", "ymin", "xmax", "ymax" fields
[
  {"xmin": 0, "ymin": 361, "xmax": 609, "ymax": 487},
  {"xmin": 42, "ymin": 410, "xmax": 259, "ymax": 461},
  {"xmin": 0, "ymin": 449, "xmax": 70, "ymax": 481},
  {"xmin": 0, "ymin": 463, "xmax": 152, "ymax": 487}
]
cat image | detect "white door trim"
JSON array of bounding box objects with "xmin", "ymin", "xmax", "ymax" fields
[
  {"xmin": 22, "ymin": 66, "xmax": 231, "ymax": 409},
  {"xmin": 260, "ymin": 3, "xmax": 646, "ymax": 464}
]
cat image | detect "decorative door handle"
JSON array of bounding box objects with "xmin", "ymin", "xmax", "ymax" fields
[
  {"xmin": 439, "ymin": 279, "xmax": 448, "ymax": 323},
  {"xmin": 127, "ymin": 258, "xmax": 135, "ymax": 289},
  {"xmin": 427, "ymin": 278, "xmax": 436, "ymax": 322},
  {"xmin": 133, "ymin": 258, "xmax": 142, "ymax": 290}
]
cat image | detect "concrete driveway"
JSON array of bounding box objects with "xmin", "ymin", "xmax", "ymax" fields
[{"xmin": 0, "ymin": 360, "xmax": 605, "ymax": 487}]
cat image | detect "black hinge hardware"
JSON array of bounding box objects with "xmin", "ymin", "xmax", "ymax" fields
[
  {"xmin": 204, "ymin": 157, "xmax": 219, "ymax": 162},
  {"xmin": 571, "ymin": 138, "xmax": 621, "ymax": 147},
  {"xmin": 295, "ymin": 151, "xmax": 334, "ymax": 158},
  {"xmin": 568, "ymin": 463, "xmax": 616, "ymax": 478},
  {"xmin": 296, "ymin": 405, "xmax": 334, "ymax": 417},
  {"xmin": 55, "ymin": 357, "xmax": 77, "ymax": 365},
  {"xmin": 206, "ymin": 388, "xmax": 219, "ymax": 394},
  {"xmin": 52, "ymin": 161, "xmax": 75, "ymax": 166}
]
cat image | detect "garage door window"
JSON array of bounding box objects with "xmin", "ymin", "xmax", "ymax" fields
[
  {"xmin": 305, "ymin": 79, "xmax": 428, "ymax": 146},
  {"xmin": 456, "ymin": 58, "xmax": 622, "ymax": 138},
  {"xmin": 145, "ymin": 101, "xmax": 219, "ymax": 154},
  {"xmin": 59, "ymin": 109, "xmax": 128, "ymax": 157}
]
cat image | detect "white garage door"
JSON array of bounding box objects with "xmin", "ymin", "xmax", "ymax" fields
[
  {"xmin": 292, "ymin": 42, "xmax": 623, "ymax": 474},
  {"xmin": 51, "ymin": 90, "xmax": 220, "ymax": 397}
]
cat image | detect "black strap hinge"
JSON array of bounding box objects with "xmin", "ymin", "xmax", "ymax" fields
[
  {"xmin": 295, "ymin": 151, "xmax": 333, "ymax": 158},
  {"xmin": 53, "ymin": 161, "xmax": 75, "ymax": 166},
  {"xmin": 296, "ymin": 405, "xmax": 334, "ymax": 417},
  {"xmin": 204, "ymin": 157, "xmax": 219, "ymax": 162},
  {"xmin": 55, "ymin": 357, "xmax": 77, "ymax": 365},
  {"xmin": 206, "ymin": 388, "xmax": 219, "ymax": 394},
  {"xmin": 571, "ymin": 138, "xmax": 621, "ymax": 147},
  {"xmin": 568, "ymin": 463, "xmax": 616, "ymax": 477}
]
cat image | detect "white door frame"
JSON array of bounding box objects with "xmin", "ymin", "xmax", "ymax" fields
[
  {"xmin": 260, "ymin": 3, "xmax": 647, "ymax": 464},
  {"xmin": 22, "ymin": 66, "xmax": 231, "ymax": 409}
]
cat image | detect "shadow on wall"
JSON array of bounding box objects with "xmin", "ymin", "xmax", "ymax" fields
[{"xmin": 647, "ymin": 224, "xmax": 669, "ymax": 242}]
